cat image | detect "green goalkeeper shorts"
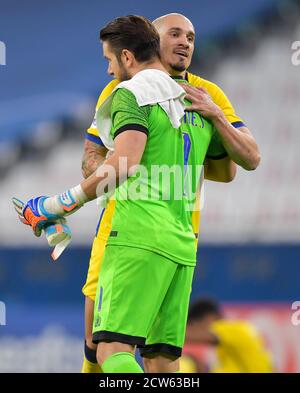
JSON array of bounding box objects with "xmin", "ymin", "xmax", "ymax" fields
[{"xmin": 92, "ymin": 245, "xmax": 194, "ymax": 358}]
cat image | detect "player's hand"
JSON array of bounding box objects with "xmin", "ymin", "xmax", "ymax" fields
[
  {"xmin": 12, "ymin": 196, "xmax": 60, "ymax": 237},
  {"xmin": 181, "ymin": 84, "xmax": 223, "ymax": 121}
]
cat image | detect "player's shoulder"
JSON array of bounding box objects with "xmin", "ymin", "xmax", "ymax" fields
[
  {"xmin": 212, "ymin": 319, "xmax": 240, "ymax": 334},
  {"xmin": 212, "ymin": 319, "xmax": 255, "ymax": 348},
  {"xmin": 214, "ymin": 319, "xmax": 258, "ymax": 337},
  {"xmin": 187, "ymin": 71, "xmax": 226, "ymax": 98},
  {"xmin": 233, "ymin": 320, "xmax": 260, "ymax": 338},
  {"xmin": 96, "ymin": 79, "xmax": 120, "ymax": 110},
  {"xmin": 111, "ymin": 87, "xmax": 149, "ymax": 119},
  {"xmin": 112, "ymin": 86, "xmax": 137, "ymax": 106}
]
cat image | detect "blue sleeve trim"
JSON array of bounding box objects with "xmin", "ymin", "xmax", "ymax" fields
[
  {"xmin": 231, "ymin": 121, "xmax": 246, "ymax": 128},
  {"xmin": 85, "ymin": 133, "xmax": 105, "ymax": 147},
  {"xmin": 95, "ymin": 208, "xmax": 105, "ymax": 236}
]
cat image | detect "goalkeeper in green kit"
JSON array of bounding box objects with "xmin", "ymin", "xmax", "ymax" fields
[{"xmin": 13, "ymin": 15, "xmax": 238, "ymax": 373}]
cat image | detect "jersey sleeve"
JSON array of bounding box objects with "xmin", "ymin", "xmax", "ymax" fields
[
  {"xmin": 210, "ymin": 84, "xmax": 245, "ymax": 128},
  {"xmin": 187, "ymin": 72, "xmax": 245, "ymax": 128},
  {"xmin": 85, "ymin": 79, "xmax": 120, "ymax": 146},
  {"xmin": 85, "ymin": 117, "xmax": 104, "ymax": 145},
  {"xmin": 110, "ymin": 88, "xmax": 150, "ymax": 140},
  {"xmin": 206, "ymin": 128, "xmax": 228, "ymax": 160}
]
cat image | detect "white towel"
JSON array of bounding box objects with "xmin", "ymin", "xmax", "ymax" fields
[{"xmin": 96, "ymin": 69, "xmax": 186, "ymax": 150}]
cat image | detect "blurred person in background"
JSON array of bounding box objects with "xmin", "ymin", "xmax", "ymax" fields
[
  {"xmin": 183, "ymin": 298, "xmax": 274, "ymax": 373},
  {"xmin": 80, "ymin": 13, "xmax": 260, "ymax": 373}
]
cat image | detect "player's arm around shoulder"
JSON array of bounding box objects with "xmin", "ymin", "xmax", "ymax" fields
[{"xmin": 184, "ymin": 73, "xmax": 261, "ymax": 173}]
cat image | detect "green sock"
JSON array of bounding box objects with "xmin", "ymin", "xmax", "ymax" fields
[{"xmin": 101, "ymin": 352, "xmax": 143, "ymax": 373}]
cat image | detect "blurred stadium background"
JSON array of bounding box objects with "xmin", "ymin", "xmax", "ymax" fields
[{"xmin": 0, "ymin": 0, "xmax": 300, "ymax": 372}]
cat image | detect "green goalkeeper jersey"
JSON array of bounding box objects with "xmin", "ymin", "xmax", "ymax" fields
[{"xmin": 106, "ymin": 77, "xmax": 226, "ymax": 266}]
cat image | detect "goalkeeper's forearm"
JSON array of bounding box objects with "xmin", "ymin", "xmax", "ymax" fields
[
  {"xmin": 43, "ymin": 130, "xmax": 147, "ymax": 217},
  {"xmin": 43, "ymin": 154, "xmax": 130, "ymax": 217}
]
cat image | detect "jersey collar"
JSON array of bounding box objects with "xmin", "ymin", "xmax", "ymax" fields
[{"xmin": 170, "ymin": 72, "xmax": 189, "ymax": 81}]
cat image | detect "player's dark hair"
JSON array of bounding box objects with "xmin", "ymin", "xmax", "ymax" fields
[
  {"xmin": 100, "ymin": 15, "xmax": 160, "ymax": 63},
  {"xmin": 188, "ymin": 298, "xmax": 222, "ymax": 322}
]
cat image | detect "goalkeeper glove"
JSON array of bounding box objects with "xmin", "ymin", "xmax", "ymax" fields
[
  {"xmin": 12, "ymin": 197, "xmax": 72, "ymax": 260},
  {"xmin": 12, "ymin": 185, "xmax": 87, "ymax": 236}
]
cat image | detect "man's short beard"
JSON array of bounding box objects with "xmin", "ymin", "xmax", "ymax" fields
[
  {"xmin": 170, "ymin": 62, "xmax": 186, "ymax": 72},
  {"xmin": 119, "ymin": 68, "xmax": 131, "ymax": 82},
  {"xmin": 120, "ymin": 68, "xmax": 131, "ymax": 82},
  {"xmin": 117, "ymin": 58, "xmax": 131, "ymax": 81}
]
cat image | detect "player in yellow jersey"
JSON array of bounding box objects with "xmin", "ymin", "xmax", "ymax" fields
[
  {"xmin": 184, "ymin": 298, "xmax": 274, "ymax": 373},
  {"xmin": 80, "ymin": 13, "xmax": 260, "ymax": 372}
]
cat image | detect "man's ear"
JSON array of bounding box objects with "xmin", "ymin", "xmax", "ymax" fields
[{"xmin": 121, "ymin": 49, "xmax": 135, "ymax": 66}]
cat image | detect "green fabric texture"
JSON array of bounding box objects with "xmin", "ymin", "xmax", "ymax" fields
[
  {"xmin": 93, "ymin": 246, "xmax": 194, "ymax": 351},
  {"xmin": 111, "ymin": 88, "xmax": 150, "ymax": 134},
  {"xmin": 107, "ymin": 82, "xmax": 222, "ymax": 266}
]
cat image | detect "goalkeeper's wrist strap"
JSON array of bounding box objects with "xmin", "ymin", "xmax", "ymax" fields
[{"xmin": 43, "ymin": 185, "xmax": 88, "ymax": 216}]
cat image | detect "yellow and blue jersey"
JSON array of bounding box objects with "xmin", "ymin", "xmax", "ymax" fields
[{"xmin": 85, "ymin": 79, "xmax": 119, "ymax": 146}]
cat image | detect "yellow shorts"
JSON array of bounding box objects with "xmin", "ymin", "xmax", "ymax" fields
[{"xmin": 82, "ymin": 200, "xmax": 116, "ymax": 301}]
